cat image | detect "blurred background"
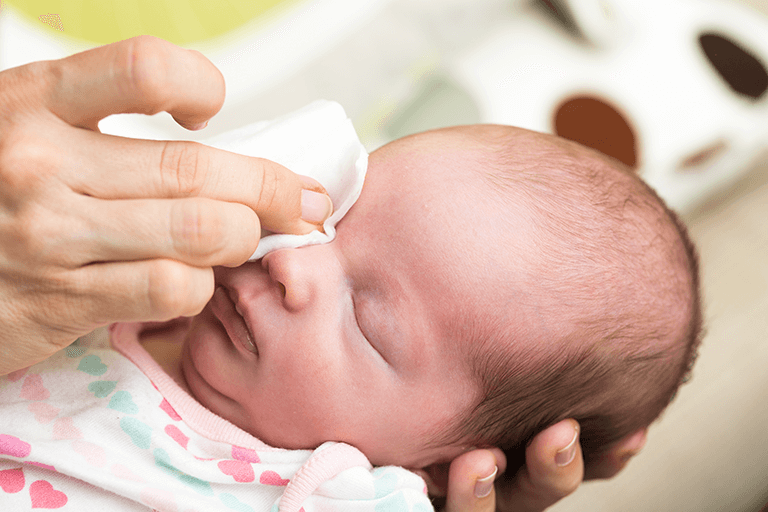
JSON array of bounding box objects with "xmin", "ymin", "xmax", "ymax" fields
[{"xmin": 1, "ymin": 0, "xmax": 767, "ymax": 510}]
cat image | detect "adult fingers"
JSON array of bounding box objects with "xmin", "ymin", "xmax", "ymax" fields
[
  {"xmin": 584, "ymin": 429, "xmax": 647, "ymax": 480},
  {"xmin": 45, "ymin": 35, "xmax": 224, "ymax": 131},
  {"xmin": 73, "ymin": 196, "xmax": 261, "ymax": 268},
  {"xmin": 497, "ymin": 420, "xmax": 584, "ymax": 512},
  {"xmin": 65, "ymin": 259, "xmax": 216, "ymax": 327},
  {"xmin": 444, "ymin": 449, "xmax": 501, "ymax": 512},
  {"xmin": 65, "ymin": 130, "xmax": 332, "ymax": 235}
]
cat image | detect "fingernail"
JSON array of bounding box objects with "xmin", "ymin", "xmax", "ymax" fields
[
  {"xmin": 301, "ymin": 189, "xmax": 333, "ymax": 224},
  {"xmin": 555, "ymin": 425, "xmax": 579, "ymax": 467},
  {"xmin": 187, "ymin": 121, "xmax": 208, "ymax": 131},
  {"xmin": 474, "ymin": 466, "xmax": 497, "ymax": 498}
]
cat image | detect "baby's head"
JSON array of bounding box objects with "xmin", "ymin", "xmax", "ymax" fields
[
  {"xmin": 181, "ymin": 125, "xmax": 701, "ymax": 474},
  {"xmin": 417, "ymin": 126, "xmax": 702, "ymax": 473}
]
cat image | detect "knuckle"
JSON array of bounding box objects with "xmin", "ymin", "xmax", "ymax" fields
[
  {"xmin": 145, "ymin": 259, "xmax": 193, "ymax": 318},
  {"xmin": 237, "ymin": 208, "xmax": 260, "ymax": 263},
  {"xmin": 118, "ymin": 36, "xmax": 172, "ymax": 111},
  {"xmin": 0, "ymin": 206, "xmax": 48, "ymax": 261},
  {"xmin": 219, "ymin": 206, "xmax": 259, "ymax": 267},
  {"xmin": 159, "ymin": 141, "xmax": 208, "ymax": 196},
  {"xmin": 255, "ymin": 160, "xmax": 283, "ymax": 213},
  {"xmin": 170, "ymin": 199, "xmax": 225, "ymax": 259},
  {"xmin": 0, "ymin": 134, "xmax": 55, "ymax": 197}
]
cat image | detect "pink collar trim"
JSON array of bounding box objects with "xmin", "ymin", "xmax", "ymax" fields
[{"xmin": 109, "ymin": 322, "xmax": 289, "ymax": 453}]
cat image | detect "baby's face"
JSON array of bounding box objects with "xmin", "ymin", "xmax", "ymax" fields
[{"xmin": 181, "ymin": 128, "xmax": 523, "ymax": 468}]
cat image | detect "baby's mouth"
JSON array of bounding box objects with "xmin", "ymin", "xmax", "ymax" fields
[
  {"xmin": 211, "ymin": 286, "xmax": 258, "ymax": 356},
  {"xmin": 233, "ymin": 300, "xmax": 258, "ymax": 354}
]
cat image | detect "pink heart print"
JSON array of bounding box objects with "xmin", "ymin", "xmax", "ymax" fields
[
  {"xmin": 6, "ymin": 367, "xmax": 29, "ymax": 382},
  {"xmin": 218, "ymin": 460, "xmax": 255, "ymax": 483},
  {"xmin": 20, "ymin": 374, "xmax": 50, "ymax": 401},
  {"xmin": 0, "ymin": 434, "xmax": 31, "ymax": 458},
  {"xmin": 27, "ymin": 403, "xmax": 60, "ymax": 424},
  {"xmin": 231, "ymin": 445, "xmax": 260, "ymax": 463},
  {"xmin": 164, "ymin": 425, "xmax": 189, "ymax": 449},
  {"xmin": 259, "ymin": 470, "xmax": 290, "ymax": 486},
  {"xmin": 159, "ymin": 399, "xmax": 181, "ymax": 421},
  {"xmin": 72, "ymin": 440, "xmax": 106, "ymax": 467},
  {"xmin": 29, "ymin": 480, "xmax": 68, "ymax": 509},
  {"xmin": 27, "ymin": 462, "xmax": 56, "ymax": 472},
  {"xmin": 53, "ymin": 418, "xmax": 82, "ymax": 440},
  {"xmin": 0, "ymin": 468, "xmax": 25, "ymax": 493}
]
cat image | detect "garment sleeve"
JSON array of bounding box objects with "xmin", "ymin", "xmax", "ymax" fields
[
  {"xmin": 297, "ymin": 465, "xmax": 434, "ymax": 512},
  {"xmin": 276, "ymin": 442, "xmax": 434, "ymax": 512}
]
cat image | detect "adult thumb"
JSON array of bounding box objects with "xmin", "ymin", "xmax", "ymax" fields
[{"xmin": 250, "ymin": 159, "xmax": 333, "ymax": 236}]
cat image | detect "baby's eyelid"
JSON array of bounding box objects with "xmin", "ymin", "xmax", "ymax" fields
[{"xmin": 351, "ymin": 293, "xmax": 389, "ymax": 365}]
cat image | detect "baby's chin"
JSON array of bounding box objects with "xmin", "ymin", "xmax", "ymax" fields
[
  {"xmin": 178, "ymin": 327, "xmax": 219, "ymax": 408},
  {"xmin": 178, "ymin": 321, "xmax": 256, "ymax": 431},
  {"xmin": 177, "ymin": 338, "xmax": 197, "ymax": 398}
]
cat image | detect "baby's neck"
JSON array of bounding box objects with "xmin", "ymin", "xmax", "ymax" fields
[{"xmin": 137, "ymin": 319, "xmax": 192, "ymax": 395}]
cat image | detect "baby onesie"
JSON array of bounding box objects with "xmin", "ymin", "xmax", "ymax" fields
[{"xmin": 0, "ymin": 325, "xmax": 433, "ymax": 511}]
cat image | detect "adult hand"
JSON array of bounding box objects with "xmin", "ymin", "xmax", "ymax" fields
[
  {"xmin": 439, "ymin": 420, "xmax": 647, "ymax": 511},
  {"xmin": 0, "ymin": 36, "xmax": 332, "ymax": 375}
]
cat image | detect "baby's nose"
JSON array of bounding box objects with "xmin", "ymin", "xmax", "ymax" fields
[{"xmin": 261, "ymin": 249, "xmax": 313, "ymax": 312}]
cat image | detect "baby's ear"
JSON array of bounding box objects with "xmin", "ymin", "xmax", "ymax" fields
[{"xmin": 410, "ymin": 463, "xmax": 451, "ymax": 498}]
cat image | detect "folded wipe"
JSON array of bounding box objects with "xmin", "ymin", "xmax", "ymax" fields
[{"xmin": 203, "ymin": 100, "xmax": 368, "ymax": 260}]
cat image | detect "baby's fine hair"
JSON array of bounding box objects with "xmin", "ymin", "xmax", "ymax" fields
[{"xmin": 445, "ymin": 127, "xmax": 703, "ymax": 475}]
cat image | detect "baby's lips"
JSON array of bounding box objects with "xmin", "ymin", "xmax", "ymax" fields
[{"xmin": 298, "ymin": 175, "xmax": 333, "ymax": 224}]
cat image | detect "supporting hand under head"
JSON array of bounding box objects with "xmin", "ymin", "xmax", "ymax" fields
[{"xmin": 437, "ymin": 419, "xmax": 648, "ymax": 511}]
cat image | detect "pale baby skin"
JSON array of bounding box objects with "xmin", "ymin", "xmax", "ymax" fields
[{"xmin": 143, "ymin": 125, "xmax": 700, "ymax": 478}]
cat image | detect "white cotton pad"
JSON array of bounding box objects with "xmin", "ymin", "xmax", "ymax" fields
[{"xmin": 203, "ymin": 100, "xmax": 368, "ymax": 260}]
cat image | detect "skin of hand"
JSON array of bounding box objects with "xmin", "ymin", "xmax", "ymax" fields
[
  {"xmin": 438, "ymin": 420, "xmax": 648, "ymax": 512},
  {"xmin": 0, "ymin": 36, "xmax": 332, "ymax": 376}
]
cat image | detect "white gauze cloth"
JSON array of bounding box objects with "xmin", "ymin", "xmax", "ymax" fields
[{"xmin": 203, "ymin": 100, "xmax": 368, "ymax": 260}]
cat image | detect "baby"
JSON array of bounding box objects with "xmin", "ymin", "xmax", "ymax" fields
[
  {"xmin": 0, "ymin": 123, "xmax": 701, "ymax": 511},
  {"xmin": 136, "ymin": 122, "xmax": 701, "ymax": 486},
  {"xmin": 173, "ymin": 122, "xmax": 701, "ymax": 462}
]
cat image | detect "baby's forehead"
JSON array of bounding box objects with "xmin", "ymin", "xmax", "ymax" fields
[
  {"xmin": 342, "ymin": 130, "xmax": 546, "ymax": 325},
  {"xmin": 363, "ymin": 124, "xmax": 672, "ymax": 265},
  {"xmin": 371, "ymin": 125, "xmax": 593, "ymax": 192},
  {"xmin": 366, "ymin": 128, "xmax": 513, "ymax": 193},
  {"xmin": 356, "ymin": 127, "xmax": 578, "ymax": 269},
  {"xmin": 374, "ymin": 125, "xmax": 691, "ymax": 347},
  {"xmin": 375, "ymin": 125, "xmax": 523, "ymax": 159}
]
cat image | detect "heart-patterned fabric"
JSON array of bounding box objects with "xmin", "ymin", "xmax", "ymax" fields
[{"xmin": 0, "ymin": 325, "xmax": 430, "ymax": 511}]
